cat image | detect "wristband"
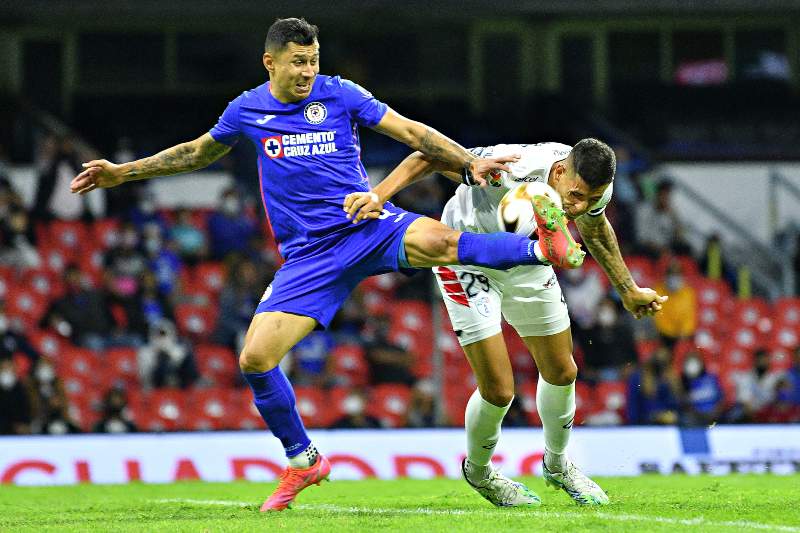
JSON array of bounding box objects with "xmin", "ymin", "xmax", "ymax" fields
[{"xmin": 461, "ymin": 162, "xmax": 476, "ymax": 186}]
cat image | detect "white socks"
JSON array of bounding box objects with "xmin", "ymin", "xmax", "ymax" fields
[
  {"xmin": 288, "ymin": 443, "xmax": 319, "ymax": 469},
  {"xmin": 464, "ymin": 388, "xmax": 512, "ymax": 480},
  {"xmin": 536, "ymin": 375, "xmax": 575, "ymax": 473}
]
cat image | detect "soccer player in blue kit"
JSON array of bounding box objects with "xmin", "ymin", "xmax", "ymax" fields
[{"xmin": 70, "ymin": 18, "xmax": 576, "ymax": 511}]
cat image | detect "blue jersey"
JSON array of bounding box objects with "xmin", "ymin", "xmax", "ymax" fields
[{"xmin": 209, "ymin": 75, "xmax": 388, "ymax": 259}]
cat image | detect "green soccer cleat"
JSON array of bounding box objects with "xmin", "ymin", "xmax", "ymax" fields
[
  {"xmin": 531, "ymin": 194, "xmax": 585, "ymax": 269},
  {"xmin": 542, "ymin": 459, "xmax": 609, "ymax": 506},
  {"xmin": 461, "ymin": 459, "xmax": 541, "ymax": 508}
]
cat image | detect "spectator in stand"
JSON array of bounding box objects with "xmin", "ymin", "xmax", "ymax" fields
[
  {"xmin": 28, "ymin": 357, "xmax": 66, "ymax": 426},
  {"xmin": 93, "ymin": 387, "xmax": 138, "ymax": 433},
  {"xmin": 170, "ymin": 207, "xmax": 209, "ymax": 266},
  {"xmin": 0, "ymin": 206, "xmax": 40, "ymax": 270},
  {"xmin": 755, "ymin": 376, "xmax": 800, "ymax": 424},
  {"xmin": 137, "ymin": 319, "xmax": 199, "ymax": 389},
  {"xmin": 33, "ymin": 136, "xmax": 103, "ymax": 221},
  {"xmin": 581, "ymin": 297, "xmax": 638, "ymax": 384},
  {"xmin": 213, "ymin": 258, "xmax": 264, "ymax": 353},
  {"xmin": 143, "ymin": 224, "xmax": 182, "ymax": 298},
  {"xmin": 787, "ymin": 346, "xmax": 800, "ymax": 404},
  {"xmin": 676, "ymin": 352, "xmax": 725, "ymax": 427},
  {"xmin": 626, "ymin": 346, "xmax": 681, "ymax": 425},
  {"xmin": 127, "ymin": 188, "xmax": 169, "ymax": 235},
  {"xmin": 653, "ymin": 260, "xmax": 697, "ymax": 348},
  {"xmin": 43, "ymin": 265, "xmax": 112, "ymax": 350},
  {"xmin": 288, "ymin": 330, "xmax": 335, "ymax": 387},
  {"xmin": 730, "ymin": 348, "xmax": 784, "ymax": 423},
  {"xmin": 363, "ymin": 315, "xmax": 416, "ymax": 386},
  {"xmin": 560, "ymin": 267, "xmax": 606, "ymax": 348},
  {"xmin": 0, "ymin": 358, "xmax": 33, "ymax": 435},
  {"xmin": 501, "ymin": 396, "xmax": 530, "ymax": 428},
  {"xmin": 140, "ymin": 270, "xmax": 174, "ymax": 330},
  {"xmin": 698, "ymin": 233, "xmax": 737, "ymax": 291},
  {"xmin": 0, "ymin": 301, "xmax": 41, "ymax": 364},
  {"xmin": 635, "ymin": 179, "xmax": 691, "ymax": 258},
  {"xmin": 407, "ymin": 379, "xmax": 439, "ymax": 427},
  {"xmin": 607, "ymin": 145, "xmax": 641, "ymax": 251},
  {"xmin": 104, "ymin": 223, "xmax": 149, "ymax": 345},
  {"xmin": 207, "ymin": 188, "xmax": 256, "ymax": 260},
  {"xmin": 330, "ymin": 389, "xmax": 382, "ymax": 429},
  {"xmin": 329, "ymin": 290, "xmax": 368, "ymax": 344},
  {"xmin": 37, "ymin": 394, "xmax": 82, "ymax": 435}
]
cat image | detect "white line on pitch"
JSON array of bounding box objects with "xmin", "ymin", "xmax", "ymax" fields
[{"xmin": 151, "ymin": 499, "xmax": 800, "ymax": 532}]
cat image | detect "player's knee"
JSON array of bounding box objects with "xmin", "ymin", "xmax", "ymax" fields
[
  {"xmin": 238, "ymin": 346, "xmax": 276, "ymax": 374},
  {"xmin": 434, "ymin": 229, "xmax": 461, "ymax": 263},
  {"xmin": 542, "ymin": 359, "xmax": 578, "ymax": 386},
  {"xmin": 481, "ymin": 385, "xmax": 514, "ymax": 407}
]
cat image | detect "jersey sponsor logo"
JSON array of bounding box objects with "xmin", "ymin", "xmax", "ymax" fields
[
  {"xmin": 256, "ymin": 114, "xmax": 277, "ymax": 125},
  {"xmin": 303, "ymin": 101, "xmax": 327, "ymax": 124},
  {"xmin": 513, "ymin": 176, "xmax": 540, "ymax": 182},
  {"xmin": 262, "ymin": 136, "xmax": 283, "ymax": 159}
]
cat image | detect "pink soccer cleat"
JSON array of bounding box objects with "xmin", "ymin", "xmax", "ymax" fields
[
  {"xmin": 532, "ymin": 194, "xmax": 585, "ymax": 269},
  {"xmin": 260, "ymin": 455, "xmax": 331, "ymax": 512}
]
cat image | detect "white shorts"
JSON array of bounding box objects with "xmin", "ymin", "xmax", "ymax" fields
[{"xmin": 434, "ymin": 263, "xmax": 571, "ymax": 346}]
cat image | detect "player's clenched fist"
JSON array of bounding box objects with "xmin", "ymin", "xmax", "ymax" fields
[
  {"xmin": 343, "ymin": 192, "xmax": 384, "ymax": 224},
  {"xmin": 71, "ymin": 159, "xmax": 126, "ymax": 195}
]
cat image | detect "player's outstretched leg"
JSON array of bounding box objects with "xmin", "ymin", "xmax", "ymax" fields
[
  {"xmin": 239, "ymin": 311, "xmax": 331, "ymax": 511},
  {"xmin": 532, "ymin": 194, "xmax": 585, "ymax": 269},
  {"xmin": 462, "ymin": 391, "xmax": 540, "ymax": 507}
]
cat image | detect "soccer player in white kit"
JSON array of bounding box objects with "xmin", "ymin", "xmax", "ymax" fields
[{"xmin": 344, "ymin": 138, "xmax": 667, "ymax": 507}]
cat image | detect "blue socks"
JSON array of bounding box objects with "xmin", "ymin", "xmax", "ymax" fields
[
  {"xmin": 457, "ymin": 232, "xmax": 543, "ymax": 270},
  {"xmin": 243, "ymin": 366, "xmax": 311, "ymax": 459}
]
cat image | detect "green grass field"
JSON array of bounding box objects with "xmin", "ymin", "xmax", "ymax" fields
[{"xmin": 1, "ymin": 475, "xmax": 799, "ymax": 532}]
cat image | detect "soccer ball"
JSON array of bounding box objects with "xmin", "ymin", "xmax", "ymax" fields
[{"xmin": 496, "ymin": 182, "xmax": 562, "ymax": 237}]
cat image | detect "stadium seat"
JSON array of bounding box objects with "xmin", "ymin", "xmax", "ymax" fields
[
  {"xmin": 103, "ymin": 347, "xmax": 140, "ymax": 388},
  {"xmin": 767, "ymin": 325, "xmax": 799, "ymax": 351},
  {"xmin": 328, "ymin": 387, "xmax": 353, "ymax": 425},
  {"xmin": 589, "ymin": 381, "xmax": 627, "ymax": 425},
  {"xmin": 47, "ymin": 220, "xmax": 89, "ymax": 256},
  {"xmin": 148, "ymin": 389, "xmax": 187, "ymax": 431},
  {"xmin": 294, "ymin": 387, "xmax": 330, "ymax": 428},
  {"xmin": 188, "ymin": 388, "xmax": 238, "ymax": 430},
  {"xmin": 21, "ymin": 269, "xmax": 64, "ymax": 300},
  {"xmin": 195, "ymin": 344, "xmax": 239, "ymax": 387},
  {"xmin": 58, "ymin": 347, "xmax": 99, "ymax": 384},
  {"xmin": 718, "ymin": 343, "xmax": 754, "ymax": 372},
  {"xmin": 625, "ymin": 255, "xmax": 656, "ymax": 288},
  {"xmin": 732, "ymin": 298, "xmax": 770, "ymax": 327},
  {"xmin": 329, "ymin": 344, "xmax": 369, "ymax": 387},
  {"xmin": 28, "ymin": 329, "xmax": 65, "ymax": 359},
  {"xmin": 768, "ymin": 347, "xmax": 794, "ymax": 372},
  {"xmin": 93, "ymin": 219, "xmax": 121, "ymax": 249},
  {"xmin": 518, "ymin": 381, "xmax": 542, "ymax": 426},
  {"xmin": 692, "ymin": 278, "xmax": 732, "ymax": 308},
  {"xmin": 368, "ymin": 384, "xmax": 412, "ymax": 428},
  {"xmin": 5, "ymin": 287, "xmax": 48, "ymax": 332},
  {"xmin": 193, "ymin": 262, "xmax": 226, "ymax": 295},
  {"xmin": 40, "ymin": 246, "xmax": 69, "ymax": 274},
  {"xmin": 774, "ymin": 297, "xmax": 800, "ymax": 327},
  {"xmin": 635, "ymin": 339, "xmax": 662, "ymax": 362},
  {"xmin": 175, "ymin": 304, "xmax": 218, "ymax": 340}
]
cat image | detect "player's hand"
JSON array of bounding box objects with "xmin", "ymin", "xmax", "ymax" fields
[
  {"xmin": 343, "ymin": 191, "xmax": 384, "ymax": 224},
  {"xmin": 621, "ymin": 287, "xmax": 669, "ymax": 319},
  {"xmin": 468, "ymin": 154, "xmax": 520, "ymax": 187},
  {"xmin": 70, "ymin": 159, "xmax": 126, "ymax": 194}
]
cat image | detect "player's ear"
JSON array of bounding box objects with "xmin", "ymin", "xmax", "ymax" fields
[{"xmin": 263, "ymin": 52, "xmax": 274, "ymax": 75}]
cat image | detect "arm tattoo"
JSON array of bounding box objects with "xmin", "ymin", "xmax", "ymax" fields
[
  {"xmin": 124, "ymin": 137, "xmax": 231, "ymax": 181},
  {"xmin": 576, "ymin": 215, "xmax": 636, "ymax": 295},
  {"xmin": 415, "ymin": 127, "xmax": 475, "ymax": 168}
]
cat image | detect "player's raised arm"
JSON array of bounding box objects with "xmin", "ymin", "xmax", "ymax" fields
[
  {"xmin": 372, "ymin": 109, "xmax": 515, "ymax": 186},
  {"xmin": 575, "ymin": 212, "xmax": 668, "ymax": 319},
  {"xmin": 70, "ymin": 133, "xmax": 232, "ymax": 195}
]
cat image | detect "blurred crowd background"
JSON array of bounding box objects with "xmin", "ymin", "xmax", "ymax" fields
[{"xmin": 1, "ymin": 1, "xmax": 799, "ymax": 435}]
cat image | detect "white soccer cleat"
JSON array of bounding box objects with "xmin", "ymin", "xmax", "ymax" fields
[
  {"xmin": 461, "ymin": 459, "xmax": 541, "ymax": 507},
  {"xmin": 542, "ymin": 459, "xmax": 609, "ymax": 506}
]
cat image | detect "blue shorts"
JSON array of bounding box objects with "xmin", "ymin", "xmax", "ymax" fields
[{"xmin": 255, "ymin": 205, "xmax": 422, "ymax": 328}]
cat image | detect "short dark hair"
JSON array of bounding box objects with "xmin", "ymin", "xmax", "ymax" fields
[
  {"xmin": 265, "ymin": 18, "xmax": 319, "ymax": 52},
  {"xmin": 570, "ymin": 138, "xmax": 616, "ymax": 188}
]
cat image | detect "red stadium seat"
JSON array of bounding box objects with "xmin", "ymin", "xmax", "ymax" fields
[
  {"xmin": 769, "ymin": 347, "xmax": 794, "ymax": 372},
  {"xmin": 518, "ymin": 381, "xmax": 541, "ymax": 426},
  {"xmin": 635, "ymin": 339, "xmax": 662, "ymax": 362},
  {"xmin": 195, "ymin": 344, "xmax": 238, "ymax": 387},
  {"xmin": 5, "ymin": 287, "xmax": 48, "ymax": 332},
  {"xmin": 731, "ymin": 325, "xmax": 759, "ymax": 350},
  {"xmin": 329, "ymin": 344, "xmax": 369, "ymax": 387},
  {"xmin": 21, "ymin": 269, "xmax": 64, "ymax": 300},
  {"xmin": 368, "ymin": 384, "xmax": 412, "ymax": 428},
  {"xmin": 442, "ymin": 380, "xmax": 473, "ymax": 427},
  {"xmin": 767, "ymin": 325, "xmax": 799, "ymax": 351},
  {"xmin": 103, "ymin": 347, "xmax": 140, "ymax": 388},
  {"xmin": 732, "ymin": 298, "xmax": 770, "ymax": 327},
  {"xmin": 719, "ymin": 343, "xmax": 754, "ymax": 372},
  {"xmin": 148, "ymin": 389, "xmax": 187, "ymax": 431},
  {"xmin": 93, "ymin": 219, "xmax": 121, "ymax": 249},
  {"xmin": 40, "ymin": 246, "xmax": 69, "ymax": 274},
  {"xmin": 625, "ymin": 255, "xmax": 656, "ymax": 288},
  {"xmin": 28, "ymin": 329, "xmax": 65, "ymax": 359},
  {"xmin": 294, "ymin": 387, "xmax": 330, "ymax": 428},
  {"xmin": 48, "ymin": 220, "xmax": 89, "ymax": 255},
  {"xmin": 774, "ymin": 297, "xmax": 800, "ymax": 327},
  {"xmin": 193, "ymin": 262, "xmax": 227, "ymax": 295},
  {"xmin": 590, "ymin": 381, "xmax": 628, "ymax": 425},
  {"xmin": 175, "ymin": 304, "xmax": 218, "ymax": 340},
  {"xmin": 692, "ymin": 278, "xmax": 732, "ymax": 309},
  {"xmin": 328, "ymin": 387, "xmax": 353, "ymax": 425},
  {"xmin": 188, "ymin": 388, "xmax": 238, "ymax": 430},
  {"xmin": 58, "ymin": 347, "xmax": 99, "ymax": 383}
]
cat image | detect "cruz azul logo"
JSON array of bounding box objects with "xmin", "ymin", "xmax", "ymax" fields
[
  {"xmin": 304, "ymin": 101, "xmax": 327, "ymax": 124},
  {"xmin": 261, "ymin": 131, "xmax": 338, "ymax": 159}
]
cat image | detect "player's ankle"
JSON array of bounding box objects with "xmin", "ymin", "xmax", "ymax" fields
[
  {"xmin": 544, "ymin": 450, "xmax": 567, "ymax": 473},
  {"xmin": 288, "ymin": 444, "xmax": 319, "ymax": 468},
  {"xmin": 464, "ymin": 459, "xmax": 492, "ymax": 483}
]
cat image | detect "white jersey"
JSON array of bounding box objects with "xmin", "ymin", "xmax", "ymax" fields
[{"xmin": 442, "ymin": 142, "xmax": 614, "ymax": 234}]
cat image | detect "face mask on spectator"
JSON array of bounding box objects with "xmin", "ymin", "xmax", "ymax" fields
[
  {"xmin": 597, "ymin": 306, "xmax": 616, "ymax": 327},
  {"xmin": 0, "ymin": 370, "xmax": 16, "ymax": 389},
  {"xmin": 222, "ymin": 198, "xmax": 240, "ymax": 216},
  {"xmin": 122, "ymin": 231, "xmax": 139, "ymax": 249},
  {"xmin": 683, "ymin": 357, "xmax": 703, "ymax": 379},
  {"xmin": 36, "ymin": 364, "xmax": 55, "ymax": 383},
  {"xmin": 666, "ymin": 274, "xmax": 683, "ymax": 292},
  {"xmin": 343, "ymin": 394, "xmax": 365, "ymax": 416}
]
